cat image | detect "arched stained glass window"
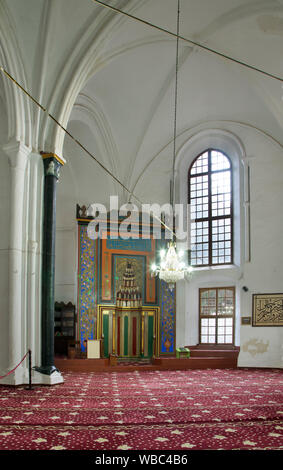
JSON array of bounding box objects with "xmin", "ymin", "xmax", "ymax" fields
[{"xmin": 188, "ymin": 149, "xmax": 233, "ymax": 266}]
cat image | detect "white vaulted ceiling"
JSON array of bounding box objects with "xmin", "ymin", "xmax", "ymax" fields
[{"xmin": 1, "ymin": 0, "xmax": 283, "ymax": 210}]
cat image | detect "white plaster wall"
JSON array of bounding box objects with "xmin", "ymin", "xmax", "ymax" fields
[
  {"xmin": 174, "ymin": 123, "xmax": 283, "ymax": 368},
  {"xmin": 237, "ymin": 130, "xmax": 283, "ymax": 368},
  {"xmin": 55, "ymin": 228, "xmax": 77, "ymax": 304},
  {"xmin": 54, "ymin": 166, "xmax": 77, "ymax": 306}
]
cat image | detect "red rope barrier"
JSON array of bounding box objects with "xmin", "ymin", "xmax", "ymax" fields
[{"xmin": 0, "ymin": 351, "xmax": 29, "ymax": 379}]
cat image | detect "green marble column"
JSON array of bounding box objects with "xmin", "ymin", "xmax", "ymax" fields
[{"xmin": 38, "ymin": 153, "xmax": 64, "ymax": 375}]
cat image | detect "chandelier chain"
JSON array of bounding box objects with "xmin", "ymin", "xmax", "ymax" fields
[{"xmin": 172, "ymin": 0, "xmax": 180, "ymax": 210}]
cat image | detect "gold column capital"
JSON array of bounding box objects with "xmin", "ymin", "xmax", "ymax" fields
[{"xmin": 40, "ymin": 152, "xmax": 66, "ymax": 166}]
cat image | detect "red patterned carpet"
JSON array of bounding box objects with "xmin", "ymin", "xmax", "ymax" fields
[{"xmin": 0, "ymin": 368, "xmax": 282, "ymax": 451}]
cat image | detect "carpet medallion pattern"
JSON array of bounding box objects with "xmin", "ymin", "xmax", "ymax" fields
[{"xmin": 0, "ymin": 368, "xmax": 282, "ymax": 450}]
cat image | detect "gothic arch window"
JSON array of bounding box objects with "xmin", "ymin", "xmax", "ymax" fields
[{"xmin": 188, "ymin": 149, "xmax": 233, "ymax": 267}]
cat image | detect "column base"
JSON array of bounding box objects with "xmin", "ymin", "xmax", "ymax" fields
[
  {"xmin": 0, "ymin": 366, "xmax": 64, "ymax": 386},
  {"xmin": 32, "ymin": 368, "xmax": 64, "ymax": 385},
  {"xmin": 34, "ymin": 365, "xmax": 59, "ymax": 376}
]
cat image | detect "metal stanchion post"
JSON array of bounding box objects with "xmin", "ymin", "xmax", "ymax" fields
[{"xmin": 25, "ymin": 350, "xmax": 33, "ymax": 390}]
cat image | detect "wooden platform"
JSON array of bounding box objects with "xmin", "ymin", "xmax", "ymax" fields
[{"xmin": 55, "ymin": 346, "xmax": 240, "ymax": 372}]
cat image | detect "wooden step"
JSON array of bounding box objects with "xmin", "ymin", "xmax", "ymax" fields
[
  {"xmin": 152, "ymin": 356, "xmax": 238, "ymax": 370},
  {"xmin": 185, "ymin": 345, "xmax": 240, "ymax": 358},
  {"xmin": 55, "ymin": 354, "xmax": 239, "ymax": 373}
]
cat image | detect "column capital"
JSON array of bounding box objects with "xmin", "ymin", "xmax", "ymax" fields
[
  {"xmin": 41, "ymin": 152, "xmax": 65, "ymax": 180},
  {"xmin": 40, "ymin": 152, "xmax": 66, "ymax": 166}
]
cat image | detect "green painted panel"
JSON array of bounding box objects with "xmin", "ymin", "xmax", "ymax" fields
[
  {"xmin": 124, "ymin": 316, "xmax": 128, "ymax": 356},
  {"xmin": 103, "ymin": 314, "xmax": 109, "ymax": 357},
  {"xmin": 148, "ymin": 315, "xmax": 154, "ymax": 358}
]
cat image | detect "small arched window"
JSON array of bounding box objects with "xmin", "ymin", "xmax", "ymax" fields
[{"xmin": 188, "ymin": 149, "xmax": 233, "ymax": 267}]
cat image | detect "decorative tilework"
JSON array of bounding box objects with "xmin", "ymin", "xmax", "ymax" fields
[
  {"xmin": 106, "ymin": 238, "xmax": 152, "ymax": 252},
  {"xmin": 78, "ymin": 225, "xmax": 96, "ymax": 351},
  {"xmin": 160, "ymin": 280, "xmax": 176, "ymax": 355}
]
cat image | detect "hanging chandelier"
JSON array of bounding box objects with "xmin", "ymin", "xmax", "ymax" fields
[
  {"xmin": 151, "ymin": 0, "xmax": 193, "ymax": 290},
  {"xmin": 151, "ymin": 241, "xmax": 193, "ymax": 290}
]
